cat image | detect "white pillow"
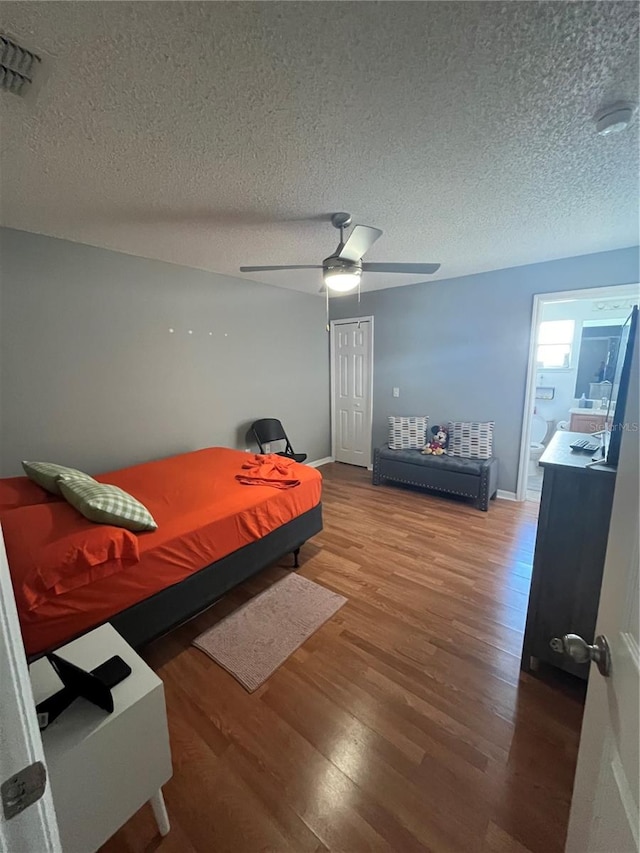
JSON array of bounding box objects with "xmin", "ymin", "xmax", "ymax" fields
[
  {"xmin": 388, "ymin": 416, "xmax": 429, "ymax": 450},
  {"xmin": 447, "ymin": 422, "xmax": 494, "ymax": 459}
]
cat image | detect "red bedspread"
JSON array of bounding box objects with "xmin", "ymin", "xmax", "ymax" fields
[{"xmin": 1, "ymin": 447, "xmax": 322, "ymax": 655}]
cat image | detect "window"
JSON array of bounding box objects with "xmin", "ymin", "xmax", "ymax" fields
[{"xmin": 536, "ymin": 320, "xmax": 575, "ymax": 368}]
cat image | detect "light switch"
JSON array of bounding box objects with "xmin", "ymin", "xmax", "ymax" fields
[{"xmin": 392, "ymin": 387, "xmax": 400, "ymax": 398}]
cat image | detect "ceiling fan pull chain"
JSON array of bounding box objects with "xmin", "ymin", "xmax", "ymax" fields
[{"xmin": 326, "ymin": 286, "xmax": 330, "ymax": 332}]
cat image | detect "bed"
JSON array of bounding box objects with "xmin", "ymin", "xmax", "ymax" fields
[{"xmin": 0, "ymin": 447, "xmax": 323, "ymax": 658}]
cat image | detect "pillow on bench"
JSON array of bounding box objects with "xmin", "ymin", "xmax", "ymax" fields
[
  {"xmin": 388, "ymin": 416, "xmax": 429, "ymax": 450},
  {"xmin": 448, "ymin": 422, "xmax": 494, "ymax": 459}
]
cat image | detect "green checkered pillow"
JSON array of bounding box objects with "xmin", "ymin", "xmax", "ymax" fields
[
  {"xmin": 22, "ymin": 460, "xmax": 92, "ymax": 495},
  {"xmin": 58, "ymin": 475, "xmax": 157, "ymax": 532}
]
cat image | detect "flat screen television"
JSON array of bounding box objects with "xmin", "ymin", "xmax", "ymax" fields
[{"xmin": 605, "ymin": 304, "xmax": 638, "ymax": 467}]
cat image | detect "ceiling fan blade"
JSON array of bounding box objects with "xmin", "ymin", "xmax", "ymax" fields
[
  {"xmin": 361, "ymin": 262, "xmax": 441, "ymax": 274},
  {"xmin": 239, "ymin": 265, "xmax": 322, "ymax": 272},
  {"xmin": 338, "ymin": 225, "xmax": 383, "ymax": 262}
]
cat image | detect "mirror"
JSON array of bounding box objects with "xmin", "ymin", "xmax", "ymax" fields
[{"xmin": 574, "ymin": 324, "xmax": 622, "ymax": 399}]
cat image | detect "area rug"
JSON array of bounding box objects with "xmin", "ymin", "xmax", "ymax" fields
[{"xmin": 192, "ymin": 573, "xmax": 347, "ymax": 692}]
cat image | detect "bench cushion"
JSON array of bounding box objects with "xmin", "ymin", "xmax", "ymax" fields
[
  {"xmin": 373, "ymin": 444, "xmax": 499, "ymax": 511},
  {"xmin": 376, "ymin": 445, "xmax": 493, "ymax": 476}
]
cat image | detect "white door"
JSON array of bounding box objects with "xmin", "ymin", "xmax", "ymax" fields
[
  {"xmin": 565, "ymin": 328, "xmax": 639, "ymax": 853},
  {"xmin": 0, "ymin": 526, "xmax": 61, "ymax": 853},
  {"xmin": 331, "ymin": 318, "xmax": 373, "ymax": 467}
]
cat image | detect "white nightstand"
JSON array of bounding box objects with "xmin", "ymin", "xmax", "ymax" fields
[{"xmin": 29, "ymin": 624, "xmax": 172, "ymax": 853}]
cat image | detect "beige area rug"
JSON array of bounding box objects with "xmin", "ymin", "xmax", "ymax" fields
[{"xmin": 192, "ymin": 573, "xmax": 347, "ymax": 692}]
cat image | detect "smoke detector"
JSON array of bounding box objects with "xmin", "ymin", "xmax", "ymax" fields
[
  {"xmin": 0, "ymin": 34, "xmax": 41, "ymax": 97},
  {"xmin": 594, "ymin": 102, "xmax": 636, "ymax": 136}
]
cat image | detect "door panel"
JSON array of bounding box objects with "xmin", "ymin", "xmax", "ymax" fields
[
  {"xmin": 339, "ymin": 410, "xmax": 350, "ymax": 453},
  {"xmin": 332, "ymin": 320, "xmax": 373, "ymax": 467},
  {"xmin": 354, "ymin": 354, "xmax": 363, "ymax": 399},
  {"xmin": 353, "ymin": 409, "xmax": 364, "ymax": 449},
  {"xmin": 339, "ymin": 353, "xmax": 348, "ymax": 398},
  {"xmin": 565, "ymin": 325, "xmax": 639, "ymax": 853}
]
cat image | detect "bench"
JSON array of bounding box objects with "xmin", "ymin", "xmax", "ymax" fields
[{"xmin": 372, "ymin": 445, "xmax": 499, "ymax": 511}]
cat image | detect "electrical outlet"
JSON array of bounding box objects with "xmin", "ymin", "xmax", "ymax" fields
[
  {"xmin": 392, "ymin": 387, "xmax": 400, "ymax": 398},
  {"xmin": 264, "ymin": 443, "xmax": 271, "ymax": 454}
]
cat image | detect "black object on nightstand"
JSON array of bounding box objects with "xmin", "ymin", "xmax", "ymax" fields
[
  {"xmin": 92, "ymin": 655, "xmax": 132, "ymax": 688},
  {"xmin": 35, "ymin": 653, "xmax": 130, "ymax": 729}
]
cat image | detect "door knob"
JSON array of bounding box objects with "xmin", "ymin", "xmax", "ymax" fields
[{"xmin": 549, "ymin": 633, "xmax": 611, "ymax": 677}]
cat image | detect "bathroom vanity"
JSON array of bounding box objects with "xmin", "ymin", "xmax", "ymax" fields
[
  {"xmin": 568, "ymin": 407, "xmax": 613, "ymax": 433},
  {"xmin": 521, "ymin": 430, "xmax": 616, "ymax": 679}
]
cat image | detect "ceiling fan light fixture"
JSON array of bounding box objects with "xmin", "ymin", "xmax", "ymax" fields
[
  {"xmin": 323, "ymin": 268, "xmax": 361, "ymax": 292},
  {"xmin": 594, "ymin": 101, "xmax": 636, "ymax": 136},
  {"xmin": 322, "ymin": 255, "xmax": 362, "ymax": 292}
]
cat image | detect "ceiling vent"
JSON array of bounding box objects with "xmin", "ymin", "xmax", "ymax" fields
[{"xmin": 0, "ymin": 34, "xmax": 41, "ymax": 97}]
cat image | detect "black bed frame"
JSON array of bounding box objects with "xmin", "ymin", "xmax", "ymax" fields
[{"xmin": 109, "ymin": 503, "xmax": 323, "ymax": 650}]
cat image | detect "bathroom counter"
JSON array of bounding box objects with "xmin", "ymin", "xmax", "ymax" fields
[{"xmin": 568, "ymin": 406, "xmax": 611, "ymax": 415}]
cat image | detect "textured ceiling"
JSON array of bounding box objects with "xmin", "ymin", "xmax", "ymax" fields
[{"xmin": 0, "ymin": 1, "xmax": 638, "ymax": 296}]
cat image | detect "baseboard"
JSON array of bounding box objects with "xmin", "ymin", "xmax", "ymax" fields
[
  {"xmin": 496, "ymin": 489, "xmax": 518, "ymax": 501},
  {"xmin": 307, "ymin": 456, "xmax": 334, "ymax": 468}
]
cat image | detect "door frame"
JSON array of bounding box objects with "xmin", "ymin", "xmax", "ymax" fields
[
  {"xmin": 0, "ymin": 525, "xmax": 61, "ymax": 852},
  {"xmin": 330, "ymin": 316, "xmax": 375, "ymax": 468},
  {"xmin": 515, "ymin": 283, "xmax": 640, "ymax": 501}
]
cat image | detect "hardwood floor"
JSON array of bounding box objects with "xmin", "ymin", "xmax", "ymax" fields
[{"xmin": 101, "ymin": 463, "xmax": 585, "ymax": 853}]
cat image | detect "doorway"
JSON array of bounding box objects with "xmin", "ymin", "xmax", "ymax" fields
[
  {"xmin": 330, "ymin": 317, "xmax": 374, "ymax": 467},
  {"xmin": 517, "ymin": 283, "xmax": 640, "ymax": 502}
]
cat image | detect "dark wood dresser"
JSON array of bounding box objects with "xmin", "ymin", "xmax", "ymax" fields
[{"xmin": 521, "ymin": 431, "xmax": 616, "ymax": 679}]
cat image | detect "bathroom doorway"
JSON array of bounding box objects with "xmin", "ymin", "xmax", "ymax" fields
[{"xmin": 517, "ymin": 283, "xmax": 640, "ymax": 502}]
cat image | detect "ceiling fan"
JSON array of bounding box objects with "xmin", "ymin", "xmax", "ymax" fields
[{"xmin": 240, "ymin": 212, "xmax": 441, "ymax": 294}]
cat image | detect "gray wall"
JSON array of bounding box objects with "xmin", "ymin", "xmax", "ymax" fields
[
  {"xmin": 330, "ymin": 247, "xmax": 640, "ymax": 493},
  {"xmin": 0, "ymin": 228, "xmax": 330, "ymax": 476}
]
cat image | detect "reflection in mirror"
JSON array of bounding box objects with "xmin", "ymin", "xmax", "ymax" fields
[{"xmin": 574, "ymin": 324, "xmax": 622, "ymax": 399}]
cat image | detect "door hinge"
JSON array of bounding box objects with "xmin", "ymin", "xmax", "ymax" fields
[{"xmin": 1, "ymin": 761, "xmax": 47, "ymax": 820}]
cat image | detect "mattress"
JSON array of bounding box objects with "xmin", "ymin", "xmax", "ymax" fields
[{"xmin": 2, "ymin": 447, "xmax": 322, "ymax": 655}]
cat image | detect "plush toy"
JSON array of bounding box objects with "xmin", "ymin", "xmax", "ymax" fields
[{"xmin": 422, "ymin": 425, "xmax": 449, "ymax": 455}]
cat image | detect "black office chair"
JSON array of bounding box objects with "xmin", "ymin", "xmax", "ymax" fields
[{"xmin": 250, "ymin": 419, "xmax": 307, "ymax": 463}]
